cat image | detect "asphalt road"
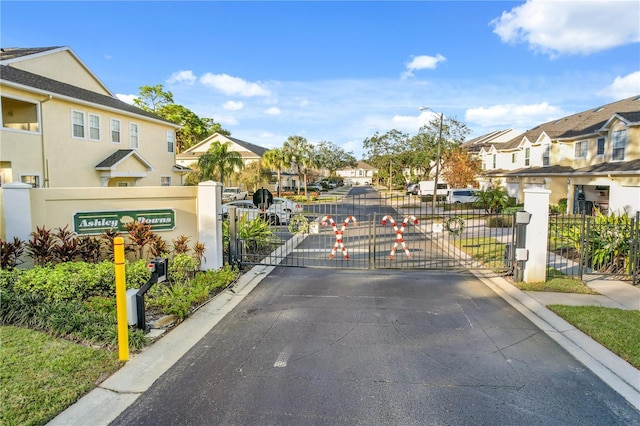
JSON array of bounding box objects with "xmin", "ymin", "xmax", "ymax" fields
[{"xmin": 111, "ymin": 268, "xmax": 640, "ymax": 425}]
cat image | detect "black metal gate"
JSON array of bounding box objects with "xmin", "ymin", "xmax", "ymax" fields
[{"xmin": 228, "ymin": 189, "xmax": 516, "ymax": 273}]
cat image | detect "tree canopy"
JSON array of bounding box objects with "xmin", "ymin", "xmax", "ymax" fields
[{"xmin": 134, "ymin": 84, "xmax": 229, "ymax": 152}]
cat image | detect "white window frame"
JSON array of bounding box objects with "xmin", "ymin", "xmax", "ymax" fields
[
  {"xmin": 596, "ymin": 137, "xmax": 605, "ymax": 157},
  {"xmin": 524, "ymin": 148, "xmax": 530, "ymax": 166},
  {"xmin": 111, "ymin": 118, "xmax": 121, "ymax": 144},
  {"xmin": 511, "ymin": 153, "xmax": 517, "ymax": 164},
  {"xmin": 492, "ymin": 154, "xmax": 496, "ymax": 169},
  {"xmin": 161, "ymin": 176, "xmax": 172, "ymax": 186},
  {"xmin": 88, "ymin": 113, "xmax": 101, "ymax": 141},
  {"xmin": 130, "ymin": 122, "xmax": 139, "ymax": 149},
  {"xmin": 612, "ymin": 129, "xmax": 626, "ymax": 161},
  {"xmin": 542, "ymin": 144, "xmax": 550, "ymax": 166},
  {"xmin": 574, "ymin": 140, "xmax": 588, "ymax": 159},
  {"xmin": 167, "ymin": 131, "xmax": 175, "ymax": 153},
  {"xmin": 72, "ymin": 110, "xmax": 85, "ymax": 139}
]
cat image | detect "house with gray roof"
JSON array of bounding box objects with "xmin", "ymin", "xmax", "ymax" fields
[
  {"xmin": 473, "ymin": 96, "xmax": 640, "ymax": 215},
  {"xmin": 1, "ymin": 46, "xmax": 184, "ymax": 188}
]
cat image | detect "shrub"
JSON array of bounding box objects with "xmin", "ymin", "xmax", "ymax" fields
[
  {"xmin": 169, "ymin": 253, "xmax": 199, "ymax": 285},
  {"xmin": 486, "ymin": 216, "xmax": 513, "ymax": 228},
  {"xmin": 125, "ymin": 259, "xmax": 152, "ymax": 289},
  {"xmin": 1, "ymin": 237, "xmax": 25, "ymax": 270},
  {"xmin": 27, "ymin": 226, "xmax": 57, "ymax": 266}
]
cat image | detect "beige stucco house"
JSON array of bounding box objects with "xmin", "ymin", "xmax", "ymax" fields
[
  {"xmin": 337, "ymin": 161, "xmax": 377, "ymax": 186},
  {"xmin": 1, "ymin": 46, "xmax": 184, "ymax": 188},
  {"xmin": 470, "ymin": 96, "xmax": 640, "ymax": 214}
]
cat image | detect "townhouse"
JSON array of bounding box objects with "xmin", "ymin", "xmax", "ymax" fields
[
  {"xmin": 469, "ymin": 96, "xmax": 640, "ymax": 214},
  {"xmin": 1, "ymin": 46, "xmax": 183, "ymax": 188}
]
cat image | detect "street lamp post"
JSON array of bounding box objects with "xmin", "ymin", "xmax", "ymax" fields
[{"xmin": 419, "ymin": 107, "xmax": 444, "ymax": 213}]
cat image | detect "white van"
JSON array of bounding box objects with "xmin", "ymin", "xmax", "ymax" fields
[
  {"xmin": 417, "ymin": 180, "xmax": 448, "ymax": 197},
  {"xmin": 447, "ymin": 189, "xmax": 480, "ymax": 204}
]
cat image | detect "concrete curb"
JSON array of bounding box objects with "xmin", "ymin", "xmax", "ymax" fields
[
  {"xmin": 48, "ymin": 264, "xmax": 276, "ymax": 426},
  {"xmin": 473, "ymin": 270, "xmax": 640, "ymax": 411}
]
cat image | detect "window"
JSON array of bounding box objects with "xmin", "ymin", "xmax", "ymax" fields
[
  {"xmin": 130, "ymin": 123, "xmax": 139, "ymax": 149},
  {"xmin": 1, "ymin": 96, "xmax": 40, "ymax": 132},
  {"xmin": 596, "ymin": 137, "xmax": 605, "ymax": 156},
  {"xmin": 511, "ymin": 153, "xmax": 517, "ymax": 163},
  {"xmin": 72, "ymin": 111, "xmax": 85, "ymax": 138},
  {"xmin": 524, "ymin": 148, "xmax": 530, "ymax": 166},
  {"xmin": 111, "ymin": 119, "xmax": 121, "ymax": 143},
  {"xmin": 89, "ymin": 114, "xmax": 100, "ymax": 141},
  {"xmin": 492, "ymin": 154, "xmax": 496, "ymax": 169},
  {"xmin": 542, "ymin": 145, "xmax": 550, "ymax": 166},
  {"xmin": 358, "ymin": 170, "xmax": 363, "ymax": 176},
  {"xmin": 161, "ymin": 176, "xmax": 171, "ymax": 186},
  {"xmin": 612, "ymin": 130, "xmax": 626, "ymax": 161},
  {"xmin": 167, "ymin": 131, "xmax": 175, "ymax": 153},
  {"xmin": 575, "ymin": 140, "xmax": 588, "ymax": 159},
  {"xmin": 21, "ymin": 175, "xmax": 40, "ymax": 188}
]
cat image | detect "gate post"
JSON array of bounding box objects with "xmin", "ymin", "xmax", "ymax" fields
[
  {"xmin": 197, "ymin": 181, "xmax": 223, "ymax": 270},
  {"xmin": 1, "ymin": 182, "xmax": 32, "ymax": 242},
  {"xmin": 523, "ymin": 188, "xmax": 551, "ymax": 283}
]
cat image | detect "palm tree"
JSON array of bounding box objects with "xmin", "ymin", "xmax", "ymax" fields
[
  {"xmin": 262, "ymin": 148, "xmax": 291, "ymax": 196},
  {"xmin": 476, "ymin": 187, "xmax": 509, "ymax": 214},
  {"xmin": 282, "ymin": 135, "xmax": 309, "ymax": 195},
  {"xmin": 197, "ymin": 141, "xmax": 244, "ymax": 185}
]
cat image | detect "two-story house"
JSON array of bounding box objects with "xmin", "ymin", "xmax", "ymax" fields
[
  {"xmin": 1, "ymin": 46, "xmax": 183, "ymax": 188},
  {"xmin": 472, "ymin": 96, "xmax": 639, "ymax": 214}
]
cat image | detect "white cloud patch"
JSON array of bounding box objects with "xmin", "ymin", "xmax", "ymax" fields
[
  {"xmin": 215, "ymin": 114, "xmax": 239, "ymax": 126},
  {"xmin": 264, "ymin": 107, "xmax": 281, "ymax": 116},
  {"xmin": 491, "ymin": 0, "xmax": 640, "ymax": 56},
  {"xmin": 167, "ymin": 70, "xmax": 197, "ymax": 85},
  {"xmin": 200, "ymin": 73, "xmax": 271, "ymax": 97},
  {"xmin": 465, "ymin": 102, "xmax": 567, "ymax": 128},
  {"xmin": 599, "ymin": 71, "xmax": 640, "ymax": 100},
  {"xmin": 116, "ymin": 94, "xmax": 136, "ymax": 105},
  {"xmin": 223, "ymin": 101, "xmax": 244, "ymax": 111},
  {"xmin": 402, "ymin": 54, "xmax": 446, "ymax": 79}
]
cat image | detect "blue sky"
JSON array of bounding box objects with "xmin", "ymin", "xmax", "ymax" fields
[{"xmin": 2, "ymin": 1, "xmax": 639, "ymax": 158}]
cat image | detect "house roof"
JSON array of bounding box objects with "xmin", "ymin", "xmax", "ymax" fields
[
  {"xmin": 501, "ymin": 95, "xmax": 640, "ymax": 147},
  {"xmin": 1, "ymin": 64, "xmax": 178, "ymax": 127},
  {"xmin": 498, "ymin": 159, "xmax": 640, "ymax": 177},
  {"xmin": 462, "ymin": 129, "xmax": 523, "ymax": 152},
  {"xmin": 0, "ymin": 47, "xmax": 65, "ymax": 61},
  {"xmin": 226, "ymin": 135, "xmax": 268, "ymax": 157},
  {"xmin": 95, "ymin": 149, "xmax": 153, "ymax": 170}
]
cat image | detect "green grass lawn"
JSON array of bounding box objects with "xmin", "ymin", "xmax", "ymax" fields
[
  {"xmin": 454, "ymin": 236, "xmax": 506, "ymax": 269},
  {"xmin": 547, "ymin": 305, "xmax": 640, "ymax": 369},
  {"xmin": 0, "ymin": 326, "xmax": 122, "ymax": 426}
]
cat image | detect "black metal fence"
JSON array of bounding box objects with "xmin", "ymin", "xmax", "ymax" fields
[
  {"xmin": 228, "ymin": 192, "xmax": 517, "ymax": 274},
  {"xmin": 548, "ymin": 211, "xmax": 640, "ymax": 285}
]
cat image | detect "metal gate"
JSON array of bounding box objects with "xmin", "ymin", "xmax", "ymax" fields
[{"xmin": 228, "ymin": 189, "xmax": 517, "ymax": 273}]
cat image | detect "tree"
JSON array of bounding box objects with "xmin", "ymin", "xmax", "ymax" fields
[
  {"xmin": 362, "ymin": 129, "xmax": 408, "ymax": 190},
  {"xmin": 315, "ymin": 141, "xmax": 357, "ymax": 177},
  {"xmin": 238, "ymin": 161, "xmax": 272, "ymax": 193},
  {"xmin": 440, "ymin": 148, "xmax": 482, "ymax": 189},
  {"xmin": 134, "ymin": 84, "xmax": 229, "ymax": 152},
  {"xmin": 197, "ymin": 141, "xmax": 244, "ymax": 185},
  {"xmin": 282, "ymin": 135, "xmax": 310, "ymax": 195},
  {"xmin": 262, "ymin": 148, "xmax": 291, "ymax": 196}
]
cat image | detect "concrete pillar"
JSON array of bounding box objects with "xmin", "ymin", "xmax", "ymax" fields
[
  {"xmin": 2, "ymin": 182, "xmax": 33, "ymax": 242},
  {"xmin": 197, "ymin": 181, "xmax": 223, "ymax": 270},
  {"xmin": 523, "ymin": 187, "xmax": 551, "ymax": 283}
]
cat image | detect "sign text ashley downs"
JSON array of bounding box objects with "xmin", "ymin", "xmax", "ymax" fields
[{"xmin": 73, "ymin": 209, "xmax": 175, "ymax": 234}]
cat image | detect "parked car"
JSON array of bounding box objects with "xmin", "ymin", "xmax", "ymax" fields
[
  {"xmin": 306, "ymin": 183, "xmax": 323, "ymax": 192},
  {"xmin": 406, "ymin": 183, "xmax": 419, "ymax": 195},
  {"xmin": 222, "ymin": 187, "xmax": 248, "ymax": 202},
  {"xmin": 270, "ymin": 197, "xmax": 303, "ymax": 214},
  {"xmin": 446, "ymin": 189, "xmax": 480, "ymax": 204},
  {"xmin": 221, "ymin": 200, "xmax": 290, "ymax": 225}
]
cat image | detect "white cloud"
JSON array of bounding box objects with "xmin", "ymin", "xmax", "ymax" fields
[
  {"xmin": 215, "ymin": 114, "xmax": 239, "ymax": 126},
  {"xmin": 491, "ymin": 0, "xmax": 640, "ymax": 56},
  {"xmin": 264, "ymin": 107, "xmax": 281, "ymax": 116},
  {"xmin": 599, "ymin": 71, "xmax": 640, "ymax": 99},
  {"xmin": 116, "ymin": 94, "xmax": 136, "ymax": 104},
  {"xmin": 402, "ymin": 54, "xmax": 446, "ymax": 79},
  {"xmin": 223, "ymin": 101, "xmax": 244, "ymax": 111},
  {"xmin": 167, "ymin": 70, "xmax": 196, "ymax": 85},
  {"xmin": 465, "ymin": 102, "xmax": 567, "ymax": 128},
  {"xmin": 200, "ymin": 73, "xmax": 271, "ymax": 96}
]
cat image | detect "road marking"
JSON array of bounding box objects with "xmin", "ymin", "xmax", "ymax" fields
[{"xmin": 274, "ymin": 346, "xmax": 292, "ymax": 368}]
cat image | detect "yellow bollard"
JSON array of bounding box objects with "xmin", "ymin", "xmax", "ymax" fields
[{"xmin": 114, "ymin": 236, "xmax": 129, "ymax": 361}]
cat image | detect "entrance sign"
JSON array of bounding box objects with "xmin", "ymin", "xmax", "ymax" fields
[{"xmin": 73, "ymin": 209, "xmax": 176, "ymax": 234}]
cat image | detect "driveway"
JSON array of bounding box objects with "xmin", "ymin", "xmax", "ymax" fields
[{"xmin": 111, "ymin": 268, "xmax": 639, "ymax": 425}]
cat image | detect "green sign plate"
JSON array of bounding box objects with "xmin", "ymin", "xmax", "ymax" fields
[{"xmin": 73, "ymin": 209, "xmax": 175, "ymax": 234}]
